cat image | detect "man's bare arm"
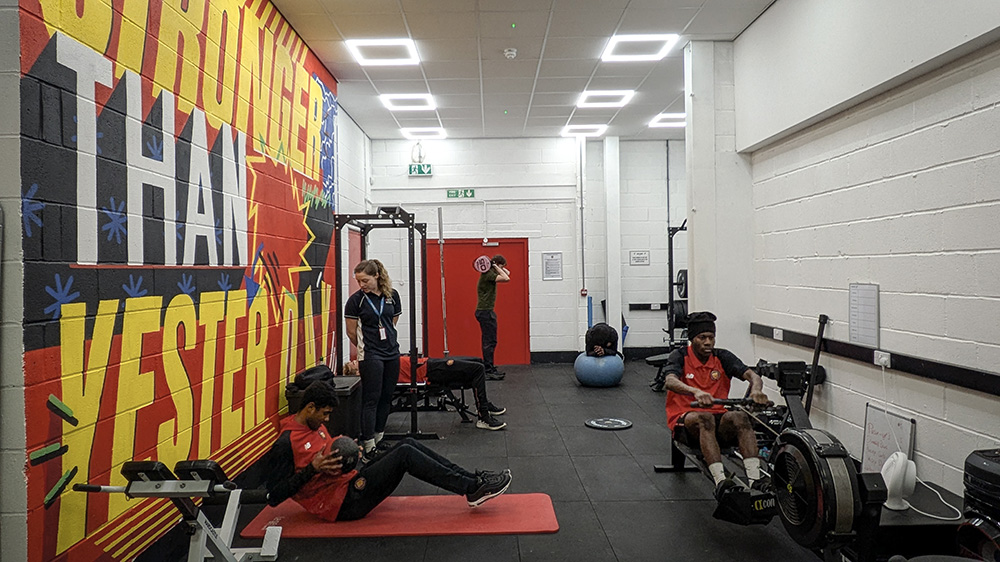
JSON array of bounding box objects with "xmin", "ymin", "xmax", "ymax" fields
[{"xmin": 664, "ymin": 374, "xmax": 714, "ymax": 406}]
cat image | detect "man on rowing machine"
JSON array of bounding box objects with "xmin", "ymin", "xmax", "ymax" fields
[{"xmin": 662, "ymin": 311, "xmax": 772, "ymax": 499}]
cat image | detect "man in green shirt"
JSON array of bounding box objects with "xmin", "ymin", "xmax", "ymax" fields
[{"xmin": 475, "ymin": 255, "xmax": 510, "ymax": 380}]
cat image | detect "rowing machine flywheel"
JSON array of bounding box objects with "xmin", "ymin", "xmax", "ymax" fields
[{"xmin": 771, "ymin": 428, "xmax": 861, "ymax": 549}]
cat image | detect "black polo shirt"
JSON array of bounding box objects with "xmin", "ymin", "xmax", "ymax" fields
[{"xmin": 344, "ymin": 288, "xmax": 402, "ymax": 360}]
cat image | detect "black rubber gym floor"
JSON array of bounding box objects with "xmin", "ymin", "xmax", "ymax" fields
[{"xmin": 144, "ymin": 362, "xmax": 818, "ymax": 561}]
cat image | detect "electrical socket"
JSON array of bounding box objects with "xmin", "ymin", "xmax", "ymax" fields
[
  {"xmin": 773, "ymin": 328, "xmax": 783, "ymax": 341},
  {"xmin": 874, "ymin": 350, "xmax": 891, "ymax": 368}
]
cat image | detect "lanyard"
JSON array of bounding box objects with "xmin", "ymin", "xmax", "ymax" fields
[{"xmin": 363, "ymin": 294, "xmax": 385, "ymax": 326}]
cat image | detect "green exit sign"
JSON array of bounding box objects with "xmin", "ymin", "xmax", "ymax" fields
[
  {"xmin": 408, "ymin": 163, "xmax": 433, "ymax": 176},
  {"xmin": 447, "ymin": 189, "xmax": 475, "ymax": 199}
]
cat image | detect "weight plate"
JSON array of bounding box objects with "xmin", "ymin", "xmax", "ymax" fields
[
  {"xmin": 474, "ymin": 255, "xmax": 492, "ymax": 273},
  {"xmin": 585, "ymin": 418, "xmax": 633, "ymax": 430}
]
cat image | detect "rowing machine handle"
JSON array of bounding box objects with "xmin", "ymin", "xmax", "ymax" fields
[
  {"xmin": 73, "ymin": 484, "xmax": 103, "ymax": 493},
  {"xmin": 688, "ymin": 398, "xmax": 746, "ymax": 408}
]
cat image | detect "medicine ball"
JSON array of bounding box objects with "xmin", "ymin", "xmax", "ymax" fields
[{"xmin": 331, "ymin": 436, "xmax": 360, "ymax": 472}]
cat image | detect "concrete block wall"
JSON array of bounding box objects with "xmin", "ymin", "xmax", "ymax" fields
[
  {"xmin": 685, "ymin": 41, "xmax": 754, "ymax": 361},
  {"xmin": 337, "ymin": 110, "xmax": 370, "ymax": 214},
  {"xmin": 366, "ymin": 137, "xmax": 584, "ymax": 354},
  {"xmin": 17, "ymin": 2, "xmax": 344, "ymax": 560},
  {"xmin": 0, "ymin": 3, "xmax": 25, "ymax": 560},
  {"xmin": 584, "ymin": 141, "xmax": 607, "ymax": 323},
  {"xmin": 618, "ymin": 141, "xmax": 670, "ymax": 348},
  {"xmin": 750, "ymin": 40, "xmax": 1000, "ymax": 493}
]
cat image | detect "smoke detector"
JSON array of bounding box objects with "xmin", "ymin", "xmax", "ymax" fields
[{"xmin": 503, "ymin": 48, "xmax": 517, "ymax": 60}]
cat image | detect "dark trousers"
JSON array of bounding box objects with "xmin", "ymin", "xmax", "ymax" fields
[
  {"xmin": 359, "ymin": 356, "xmax": 400, "ymax": 440},
  {"xmin": 425, "ymin": 357, "xmax": 491, "ymax": 419},
  {"xmin": 336, "ymin": 438, "xmax": 478, "ymax": 520},
  {"xmin": 474, "ymin": 310, "xmax": 498, "ymax": 371}
]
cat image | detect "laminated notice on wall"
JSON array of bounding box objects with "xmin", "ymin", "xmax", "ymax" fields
[
  {"xmin": 542, "ymin": 252, "xmax": 562, "ymax": 280},
  {"xmin": 849, "ymin": 283, "xmax": 880, "ymax": 348}
]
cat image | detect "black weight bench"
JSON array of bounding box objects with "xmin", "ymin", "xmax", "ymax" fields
[
  {"xmin": 391, "ymin": 381, "xmax": 476, "ymax": 423},
  {"xmin": 646, "ymin": 353, "xmax": 671, "ymax": 392}
]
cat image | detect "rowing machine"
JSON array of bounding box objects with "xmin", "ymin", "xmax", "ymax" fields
[{"xmin": 73, "ymin": 460, "xmax": 280, "ymax": 562}]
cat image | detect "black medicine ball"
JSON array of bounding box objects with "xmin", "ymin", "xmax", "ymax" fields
[{"xmin": 331, "ymin": 436, "xmax": 360, "ymax": 472}]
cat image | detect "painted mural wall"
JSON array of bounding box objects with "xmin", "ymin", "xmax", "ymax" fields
[{"xmin": 19, "ymin": 1, "xmax": 340, "ymax": 560}]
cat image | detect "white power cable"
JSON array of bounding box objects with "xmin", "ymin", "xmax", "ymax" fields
[{"xmin": 879, "ymin": 364, "xmax": 963, "ymax": 521}]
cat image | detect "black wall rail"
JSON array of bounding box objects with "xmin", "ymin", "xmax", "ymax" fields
[{"xmin": 750, "ymin": 322, "xmax": 1000, "ymax": 398}]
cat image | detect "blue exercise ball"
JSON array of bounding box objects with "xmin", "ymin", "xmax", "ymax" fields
[{"xmin": 574, "ymin": 353, "xmax": 624, "ymax": 387}]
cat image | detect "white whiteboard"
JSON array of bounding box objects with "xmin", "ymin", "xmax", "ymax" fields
[{"xmin": 861, "ymin": 403, "xmax": 916, "ymax": 472}]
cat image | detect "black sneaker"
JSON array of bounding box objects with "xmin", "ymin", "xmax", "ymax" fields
[
  {"xmin": 714, "ymin": 477, "xmax": 741, "ymax": 502},
  {"xmin": 476, "ymin": 415, "xmax": 507, "ymax": 431},
  {"xmin": 466, "ymin": 470, "xmax": 512, "ymax": 507},
  {"xmin": 485, "ymin": 369, "xmax": 506, "ymax": 381},
  {"xmin": 486, "ymin": 402, "xmax": 506, "ymax": 415},
  {"xmin": 750, "ymin": 476, "xmax": 775, "ymax": 495}
]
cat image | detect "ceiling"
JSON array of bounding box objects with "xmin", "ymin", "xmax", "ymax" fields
[{"xmin": 272, "ymin": 0, "xmax": 775, "ymax": 140}]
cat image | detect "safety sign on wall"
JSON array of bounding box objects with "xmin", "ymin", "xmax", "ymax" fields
[
  {"xmin": 629, "ymin": 250, "xmax": 650, "ymax": 266},
  {"xmin": 542, "ymin": 252, "xmax": 563, "ymax": 280}
]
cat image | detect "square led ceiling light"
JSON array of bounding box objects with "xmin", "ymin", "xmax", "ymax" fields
[
  {"xmin": 601, "ymin": 34, "xmax": 680, "ymax": 62},
  {"xmin": 346, "ymin": 38, "xmax": 419, "ymax": 66},
  {"xmin": 649, "ymin": 112, "xmax": 686, "ymax": 128},
  {"xmin": 560, "ymin": 124, "xmax": 608, "ymax": 137},
  {"xmin": 401, "ymin": 127, "xmax": 446, "ymax": 139},
  {"xmin": 577, "ymin": 90, "xmax": 635, "ymax": 108},
  {"xmin": 380, "ymin": 94, "xmax": 437, "ymax": 111}
]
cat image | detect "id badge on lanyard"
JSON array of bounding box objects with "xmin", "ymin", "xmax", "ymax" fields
[{"xmin": 365, "ymin": 294, "xmax": 388, "ymax": 341}]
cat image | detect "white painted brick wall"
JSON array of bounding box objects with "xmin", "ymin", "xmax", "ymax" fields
[
  {"xmin": 1, "ymin": 6, "xmax": 26, "ymax": 562},
  {"xmin": 336, "ymin": 110, "xmax": 370, "ymax": 214},
  {"xmin": 619, "ymin": 140, "xmax": 670, "ymax": 348},
  {"xmin": 367, "ymin": 137, "xmax": 583, "ymax": 353},
  {"xmin": 750, "ymin": 42, "xmax": 1000, "ymax": 494}
]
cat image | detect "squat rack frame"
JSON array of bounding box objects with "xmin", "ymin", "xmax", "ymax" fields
[{"xmin": 333, "ymin": 206, "xmax": 435, "ymax": 438}]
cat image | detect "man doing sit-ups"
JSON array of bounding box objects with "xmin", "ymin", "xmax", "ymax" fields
[
  {"xmin": 662, "ymin": 311, "xmax": 771, "ymax": 498},
  {"xmin": 265, "ymin": 381, "xmax": 511, "ymax": 521}
]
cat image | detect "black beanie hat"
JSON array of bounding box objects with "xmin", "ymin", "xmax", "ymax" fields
[{"xmin": 686, "ymin": 311, "xmax": 717, "ymax": 339}]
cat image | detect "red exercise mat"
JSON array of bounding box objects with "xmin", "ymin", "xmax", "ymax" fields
[{"xmin": 241, "ymin": 493, "xmax": 558, "ymax": 538}]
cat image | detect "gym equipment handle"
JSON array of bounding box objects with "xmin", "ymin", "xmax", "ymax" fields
[
  {"xmin": 72, "ymin": 484, "xmax": 106, "ymax": 493},
  {"xmin": 689, "ymin": 398, "xmax": 751, "ymax": 408}
]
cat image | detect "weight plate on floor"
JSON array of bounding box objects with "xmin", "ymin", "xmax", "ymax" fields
[{"xmin": 585, "ymin": 418, "xmax": 633, "ymax": 430}]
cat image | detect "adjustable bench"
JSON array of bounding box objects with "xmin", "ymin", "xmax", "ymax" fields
[{"xmin": 391, "ymin": 381, "xmax": 475, "ymax": 423}]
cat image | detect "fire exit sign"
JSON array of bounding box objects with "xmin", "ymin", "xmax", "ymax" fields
[
  {"xmin": 447, "ymin": 189, "xmax": 475, "ymax": 198},
  {"xmin": 408, "ymin": 163, "xmax": 433, "ymax": 176}
]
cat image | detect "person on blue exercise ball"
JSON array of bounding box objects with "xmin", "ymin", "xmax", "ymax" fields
[
  {"xmin": 662, "ymin": 311, "xmax": 772, "ymax": 499},
  {"xmin": 264, "ymin": 381, "xmax": 512, "ymax": 521}
]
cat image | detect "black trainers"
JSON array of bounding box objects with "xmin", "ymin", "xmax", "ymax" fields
[
  {"xmin": 485, "ymin": 369, "xmax": 506, "ymax": 381},
  {"xmin": 750, "ymin": 476, "xmax": 775, "ymax": 495},
  {"xmin": 466, "ymin": 470, "xmax": 512, "ymax": 507},
  {"xmin": 714, "ymin": 477, "xmax": 742, "ymax": 502},
  {"xmin": 476, "ymin": 415, "xmax": 507, "ymax": 431},
  {"xmin": 486, "ymin": 402, "xmax": 506, "ymax": 415}
]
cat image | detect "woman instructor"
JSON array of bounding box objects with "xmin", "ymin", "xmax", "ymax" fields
[{"xmin": 344, "ymin": 259, "xmax": 402, "ymax": 456}]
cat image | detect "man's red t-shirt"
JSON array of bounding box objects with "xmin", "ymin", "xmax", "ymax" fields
[{"xmin": 664, "ymin": 345, "xmax": 749, "ymax": 429}]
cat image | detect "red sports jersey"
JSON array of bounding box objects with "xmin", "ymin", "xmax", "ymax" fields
[
  {"xmin": 277, "ymin": 416, "xmax": 357, "ymax": 520},
  {"xmin": 398, "ymin": 355, "xmax": 429, "ymax": 383},
  {"xmin": 665, "ymin": 345, "xmax": 733, "ymax": 429}
]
